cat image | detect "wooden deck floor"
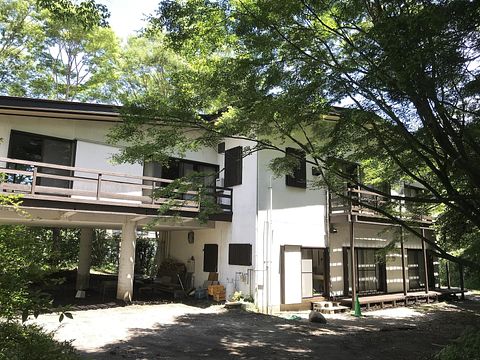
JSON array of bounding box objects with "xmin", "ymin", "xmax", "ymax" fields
[{"xmin": 340, "ymin": 288, "xmax": 465, "ymax": 309}]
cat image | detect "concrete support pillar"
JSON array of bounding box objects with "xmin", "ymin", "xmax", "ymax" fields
[
  {"xmin": 117, "ymin": 221, "xmax": 137, "ymax": 302},
  {"xmin": 76, "ymin": 228, "xmax": 94, "ymax": 291}
]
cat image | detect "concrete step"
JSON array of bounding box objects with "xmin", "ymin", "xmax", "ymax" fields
[{"xmin": 312, "ymin": 301, "xmax": 348, "ymax": 314}]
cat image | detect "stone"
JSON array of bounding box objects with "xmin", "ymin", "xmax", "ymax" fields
[{"xmin": 309, "ymin": 310, "xmax": 327, "ymax": 324}]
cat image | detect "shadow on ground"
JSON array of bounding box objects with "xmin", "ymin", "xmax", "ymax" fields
[{"xmin": 79, "ymin": 300, "xmax": 480, "ymax": 360}]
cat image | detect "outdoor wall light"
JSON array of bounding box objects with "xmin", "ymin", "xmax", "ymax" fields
[{"xmin": 188, "ymin": 230, "xmax": 195, "ymax": 244}]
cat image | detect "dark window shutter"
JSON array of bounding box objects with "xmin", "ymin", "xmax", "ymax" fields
[
  {"xmin": 228, "ymin": 244, "xmax": 252, "ymax": 266},
  {"xmin": 224, "ymin": 146, "xmax": 242, "ymax": 187},
  {"xmin": 203, "ymin": 244, "xmax": 218, "ymax": 272},
  {"xmin": 285, "ymin": 147, "xmax": 306, "ymax": 188}
]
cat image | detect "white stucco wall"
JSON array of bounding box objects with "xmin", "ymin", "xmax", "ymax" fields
[
  {"xmin": 0, "ymin": 114, "xmax": 115, "ymax": 159},
  {"xmin": 168, "ymin": 222, "xmax": 252, "ymax": 297},
  {"xmin": 73, "ymin": 141, "xmax": 144, "ymax": 201},
  {"xmin": 167, "ymin": 138, "xmax": 258, "ymax": 301},
  {"xmin": 256, "ymin": 147, "xmax": 327, "ymax": 311}
]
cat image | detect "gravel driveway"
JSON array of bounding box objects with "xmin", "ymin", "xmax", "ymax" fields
[{"xmin": 30, "ymin": 300, "xmax": 480, "ymax": 360}]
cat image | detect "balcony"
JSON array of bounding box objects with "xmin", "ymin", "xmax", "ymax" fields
[
  {"xmin": 330, "ymin": 188, "xmax": 433, "ymax": 224},
  {"xmin": 0, "ymin": 157, "xmax": 233, "ymax": 223}
]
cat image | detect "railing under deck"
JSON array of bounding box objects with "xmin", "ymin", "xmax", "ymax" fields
[{"xmin": 0, "ymin": 157, "xmax": 233, "ymax": 217}]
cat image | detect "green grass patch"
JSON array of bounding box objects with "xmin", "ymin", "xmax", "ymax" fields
[
  {"xmin": 0, "ymin": 322, "xmax": 80, "ymax": 360},
  {"xmin": 435, "ymin": 327, "xmax": 480, "ymax": 360}
]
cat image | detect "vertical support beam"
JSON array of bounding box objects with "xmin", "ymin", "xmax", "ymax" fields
[
  {"xmin": 117, "ymin": 221, "xmax": 137, "ymax": 302},
  {"xmin": 324, "ymin": 248, "xmax": 331, "ymax": 299},
  {"xmin": 31, "ymin": 167, "xmax": 37, "ymax": 194},
  {"xmin": 446, "ymin": 261, "xmax": 451, "ymax": 289},
  {"xmin": 459, "ymin": 264, "xmax": 465, "ymax": 300},
  {"xmin": 350, "ymin": 216, "xmax": 357, "ymax": 309},
  {"xmin": 96, "ymin": 174, "xmax": 102, "ymax": 200},
  {"xmin": 400, "ymin": 227, "xmax": 407, "ymax": 296},
  {"xmin": 421, "ymin": 228, "xmax": 429, "ymax": 294},
  {"xmin": 76, "ymin": 228, "xmax": 94, "ymax": 291},
  {"xmin": 51, "ymin": 228, "xmax": 62, "ymax": 266}
]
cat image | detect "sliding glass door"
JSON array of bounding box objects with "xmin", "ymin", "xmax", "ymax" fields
[
  {"xmin": 344, "ymin": 247, "xmax": 386, "ymax": 295},
  {"xmin": 8, "ymin": 130, "xmax": 75, "ymax": 188}
]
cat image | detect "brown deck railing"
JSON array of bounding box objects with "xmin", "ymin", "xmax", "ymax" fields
[
  {"xmin": 330, "ymin": 188, "xmax": 433, "ymax": 223},
  {"xmin": 0, "ymin": 157, "xmax": 233, "ymax": 215}
]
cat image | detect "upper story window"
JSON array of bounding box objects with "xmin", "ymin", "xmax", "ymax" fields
[
  {"xmin": 285, "ymin": 147, "xmax": 306, "ymax": 188},
  {"xmin": 224, "ymin": 146, "xmax": 243, "ymax": 187},
  {"xmin": 403, "ymin": 184, "xmax": 427, "ymax": 198},
  {"xmin": 144, "ymin": 158, "xmax": 219, "ymax": 188},
  {"xmin": 403, "ymin": 184, "xmax": 428, "ymax": 214},
  {"xmin": 8, "ymin": 130, "xmax": 75, "ymax": 188}
]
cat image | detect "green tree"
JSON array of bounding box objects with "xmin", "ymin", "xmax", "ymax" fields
[
  {"xmin": 0, "ymin": 0, "xmax": 44, "ymax": 96},
  {"xmin": 110, "ymin": 0, "xmax": 480, "ymax": 269},
  {"xmin": 31, "ymin": 0, "xmax": 120, "ymax": 102},
  {"xmin": 116, "ymin": 33, "xmax": 180, "ymax": 100},
  {"xmin": 0, "ymin": 0, "xmax": 120, "ymax": 102}
]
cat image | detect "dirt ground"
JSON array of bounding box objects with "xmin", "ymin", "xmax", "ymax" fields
[{"xmin": 30, "ymin": 297, "xmax": 480, "ymax": 360}]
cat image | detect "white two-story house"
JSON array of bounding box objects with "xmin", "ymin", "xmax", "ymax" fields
[{"xmin": 0, "ymin": 96, "xmax": 453, "ymax": 313}]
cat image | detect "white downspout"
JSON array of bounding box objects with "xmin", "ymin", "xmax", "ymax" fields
[
  {"xmin": 325, "ymin": 187, "xmax": 331, "ymax": 298},
  {"xmin": 267, "ymin": 175, "xmax": 273, "ymax": 314}
]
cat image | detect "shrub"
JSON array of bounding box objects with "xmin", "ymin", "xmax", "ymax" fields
[
  {"xmin": 435, "ymin": 327, "xmax": 480, "ymax": 360},
  {"xmin": 0, "ymin": 225, "xmax": 52, "ymax": 321},
  {"xmin": 0, "ymin": 322, "xmax": 80, "ymax": 360}
]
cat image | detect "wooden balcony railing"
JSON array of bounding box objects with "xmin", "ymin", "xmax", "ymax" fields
[
  {"xmin": 330, "ymin": 188, "xmax": 433, "ymax": 223},
  {"xmin": 0, "ymin": 157, "xmax": 233, "ymax": 216}
]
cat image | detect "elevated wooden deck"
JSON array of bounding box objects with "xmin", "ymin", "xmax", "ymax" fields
[{"xmin": 0, "ymin": 156, "xmax": 233, "ymax": 222}]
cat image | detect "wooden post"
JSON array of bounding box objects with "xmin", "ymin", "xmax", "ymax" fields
[
  {"xmin": 421, "ymin": 229, "xmax": 429, "ymax": 295},
  {"xmin": 446, "ymin": 261, "xmax": 451, "ymax": 289},
  {"xmin": 350, "ymin": 216, "xmax": 357, "ymax": 309},
  {"xmin": 151, "ymin": 181, "xmax": 156, "ymax": 204},
  {"xmin": 96, "ymin": 173, "xmax": 102, "ymax": 200},
  {"xmin": 400, "ymin": 227, "xmax": 407, "ymax": 296},
  {"xmin": 459, "ymin": 264, "xmax": 465, "ymax": 300},
  {"xmin": 31, "ymin": 167, "xmax": 37, "ymax": 194}
]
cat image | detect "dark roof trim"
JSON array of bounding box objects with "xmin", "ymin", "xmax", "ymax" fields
[{"xmin": 0, "ymin": 95, "xmax": 120, "ymax": 115}]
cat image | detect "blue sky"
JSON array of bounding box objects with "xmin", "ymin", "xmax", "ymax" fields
[{"xmin": 98, "ymin": 0, "xmax": 160, "ymax": 40}]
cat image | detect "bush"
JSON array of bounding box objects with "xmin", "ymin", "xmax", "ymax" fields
[
  {"xmin": 0, "ymin": 225, "xmax": 52, "ymax": 320},
  {"xmin": 435, "ymin": 327, "xmax": 480, "ymax": 360},
  {"xmin": 0, "ymin": 322, "xmax": 80, "ymax": 360}
]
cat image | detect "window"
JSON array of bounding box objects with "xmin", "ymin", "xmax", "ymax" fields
[
  {"xmin": 228, "ymin": 244, "xmax": 252, "ymax": 266},
  {"xmin": 403, "ymin": 184, "xmax": 428, "ymax": 215},
  {"xmin": 224, "ymin": 146, "xmax": 242, "ymax": 187},
  {"xmin": 144, "ymin": 158, "xmax": 219, "ymax": 188},
  {"xmin": 8, "ymin": 130, "xmax": 75, "ymax": 188},
  {"xmin": 285, "ymin": 147, "xmax": 306, "ymax": 188},
  {"xmin": 203, "ymin": 244, "xmax": 218, "ymax": 272}
]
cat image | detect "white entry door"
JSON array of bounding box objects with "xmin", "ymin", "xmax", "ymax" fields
[{"xmin": 283, "ymin": 245, "xmax": 302, "ymax": 304}]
